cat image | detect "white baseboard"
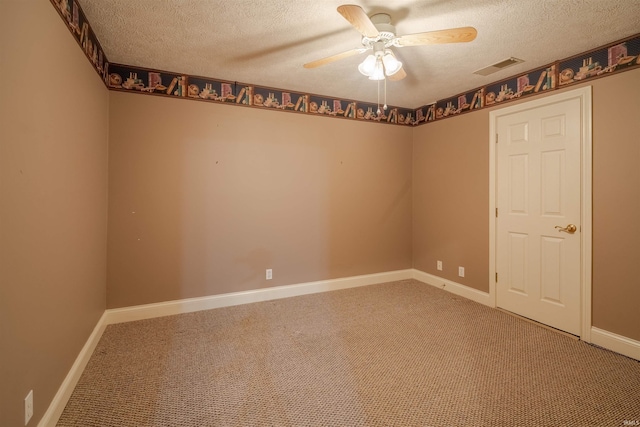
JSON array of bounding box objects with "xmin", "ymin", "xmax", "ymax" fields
[
  {"xmin": 590, "ymin": 327, "xmax": 640, "ymax": 361},
  {"xmin": 412, "ymin": 269, "xmax": 493, "ymax": 307},
  {"xmin": 39, "ymin": 312, "xmax": 108, "ymax": 427},
  {"xmin": 412, "ymin": 270, "xmax": 640, "ymax": 361},
  {"xmin": 104, "ymin": 269, "xmax": 414, "ymax": 325}
]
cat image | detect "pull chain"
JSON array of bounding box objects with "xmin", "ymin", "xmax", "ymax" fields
[
  {"xmin": 384, "ymin": 77, "xmax": 387, "ymax": 111},
  {"xmin": 377, "ymin": 77, "xmax": 381, "ymax": 115}
]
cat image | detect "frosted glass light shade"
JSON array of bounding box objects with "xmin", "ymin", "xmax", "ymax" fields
[
  {"xmin": 382, "ymin": 52, "xmax": 402, "ymax": 76},
  {"xmin": 358, "ymin": 54, "xmax": 377, "ymax": 76}
]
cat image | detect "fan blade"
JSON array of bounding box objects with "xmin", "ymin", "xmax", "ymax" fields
[
  {"xmin": 396, "ymin": 27, "xmax": 477, "ymax": 47},
  {"xmin": 303, "ymin": 48, "xmax": 365, "ymax": 69},
  {"xmin": 388, "ymin": 67, "xmax": 406, "ymax": 81},
  {"xmin": 337, "ymin": 5, "xmax": 379, "ymax": 38}
]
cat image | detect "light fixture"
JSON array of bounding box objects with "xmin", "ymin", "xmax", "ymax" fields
[
  {"xmin": 357, "ymin": 54, "xmax": 377, "ymax": 76},
  {"xmin": 358, "ymin": 48, "xmax": 402, "ymax": 80},
  {"xmin": 382, "ymin": 51, "xmax": 402, "ymax": 76},
  {"xmin": 357, "ymin": 43, "xmax": 402, "ymax": 116}
]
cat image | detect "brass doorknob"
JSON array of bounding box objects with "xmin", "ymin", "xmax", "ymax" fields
[{"xmin": 555, "ymin": 224, "xmax": 577, "ymax": 233}]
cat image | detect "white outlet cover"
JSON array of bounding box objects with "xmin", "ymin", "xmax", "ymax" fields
[
  {"xmin": 266, "ymin": 269, "xmax": 272, "ymax": 280},
  {"xmin": 437, "ymin": 261, "xmax": 443, "ymax": 271},
  {"xmin": 458, "ymin": 267, "xmax": 465, "ymax": 277}
]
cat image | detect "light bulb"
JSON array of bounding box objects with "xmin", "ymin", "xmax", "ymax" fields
[
  {"xmin": 368, "ymin": 58, "xmax": 385, "ymax": 81},
  {"xmin": 382, "ymin": 52, "xmax": 403, "ymax": 76},
  {"xmin": 358, "ymin": 55, "xmax": 377, "ymax": 76}
]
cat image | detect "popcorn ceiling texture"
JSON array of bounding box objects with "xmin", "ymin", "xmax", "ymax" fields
[{"xmin": 77, "ymin": 0, "xmax": 640, "ymax": 108}]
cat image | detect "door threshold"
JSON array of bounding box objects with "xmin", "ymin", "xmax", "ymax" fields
[{"xmin": 496, "ymin": 308, "xmax": 580, "ymax": 340}]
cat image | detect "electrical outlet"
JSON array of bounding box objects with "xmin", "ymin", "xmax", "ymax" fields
[
  {"xmin": 266, "ymin": 269, "xmax": 272, "ymax": 280},
  {"xmin": 25, "ymin": 390, "xmax": 33, "ymax": 425},
  {"xmin": 458, "ymin": 266, "xmax": 465, "ymax": 277},
  {"xmin": 437, "ymin": 260, "xmax": 443, "ymax": 271}
]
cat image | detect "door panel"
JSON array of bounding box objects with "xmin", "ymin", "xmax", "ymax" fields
[
  {"xmin": 509, "ymin": 154, "xmax": 528, "ymax": 213},
  {"xmin": 540, "ymin": 150, "xmax": 563, "ymax": 215},
  {"xmin": 507, "ymin": 232, "xmax": 528, "ymax": 295},
  {"xmin": 540, "ymin": 236, "xmax": 563, "ymax": 304}
]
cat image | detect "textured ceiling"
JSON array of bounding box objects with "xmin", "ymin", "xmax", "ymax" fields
[{"xmin": 78, "ymin": 0, "xmax": 640, "ymax": 108}]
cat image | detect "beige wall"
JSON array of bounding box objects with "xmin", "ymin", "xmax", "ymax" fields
[
  {"xmin": 591, "ymin": 69, "xmax": 640, "ymax": 340},
  {"xmin": 413, "ymin": 68, "xmax": 640, "ymax": 341},
  {"xmin": 0, "ymin": 2, "xmax": 109, "ymax": 426},
  {"xmin": 107, "ymin": 93, "xmax": 413, "ymax": 308},
  {"xmin": 412, "ymin": 110, "xmax": 490, "ymax": 291}
]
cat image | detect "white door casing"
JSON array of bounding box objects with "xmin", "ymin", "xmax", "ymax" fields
[{"xmin": 488, "ymin": 87, "xmax": 592, "ymax": 339}]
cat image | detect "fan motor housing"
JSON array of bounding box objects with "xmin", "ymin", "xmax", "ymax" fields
[
  {"xmin": 370, "ymin": 13, "xmax": 396, "ymax": 34},
  {"xmin": 361, "ymin": 13, "xmax": 397, "ymax": 49}
]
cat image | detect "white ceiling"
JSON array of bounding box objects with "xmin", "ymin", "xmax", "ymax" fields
[{"xmin": 78, "ymin": 0, "xmax": 640, "ymax": 108}]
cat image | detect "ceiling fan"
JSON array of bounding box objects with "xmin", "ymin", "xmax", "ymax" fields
[{"xmin": 304, "ymin": 4, "xmax": 477, "ymax": 81}]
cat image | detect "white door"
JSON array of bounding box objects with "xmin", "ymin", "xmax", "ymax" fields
[{"xmin": 496, "ymin": 96, "xmax": 582, "ymax": 335}]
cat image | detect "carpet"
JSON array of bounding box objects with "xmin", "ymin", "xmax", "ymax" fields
[{"xmin": 57, "ymin": 279, "xmax": 640, "ymax": 426}]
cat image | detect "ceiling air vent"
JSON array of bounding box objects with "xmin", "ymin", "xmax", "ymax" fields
[{"xmin": 473, "ymin": 57, "xmax": 524, "ymax": 76}]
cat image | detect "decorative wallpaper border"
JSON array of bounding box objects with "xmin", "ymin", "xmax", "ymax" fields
[
  {"xmin": 414, "ymin": 34, "xmax": 640, "ymax": 126},
  {"xmin": 107, "ymin": 63, "xmax": 416, "ymax": 125},
  {"xmin": 50, "ymin": 0, "xmax": 109, "ymax": 85},
  {"xmin": 50, "ymin": 1, "xmax": 638, "ymax": 128}
]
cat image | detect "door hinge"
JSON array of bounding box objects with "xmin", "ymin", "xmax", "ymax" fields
[
  {"xmin": 495, "ymin": 272, "xmax": 498, "ymax": 282},
  {"xmin": 495, "ymin": 208, "xmax": 498, "ymax": 217},
  {"xmin": 496, "ymin": 133, "xmax": 498, "ymax": 143}
]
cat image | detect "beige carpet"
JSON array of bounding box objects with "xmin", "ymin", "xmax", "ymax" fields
[{"xmin": 57, "ymin": 279, "xmax": 640, "ymax": 426}]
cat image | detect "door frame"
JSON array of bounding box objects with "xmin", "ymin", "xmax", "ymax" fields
[{"xmin": 488, "ymin": 86, "xmax": 593, "ymax": 341}]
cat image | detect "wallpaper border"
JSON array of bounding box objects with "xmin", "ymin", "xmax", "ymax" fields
[
  {"xmin": 50, "ymin": 0, "xmax": 110, "ymax": 87},
  {"xmin": 49, "ymin": 1, "xmax": 639, "ymax": 128},
  {"xmin": 106, "ymin": 64, "xmax": 416, "ymax": 125},
  {"xmin": 414, "ymin": 33, "xmax": 640, "ymax": 126}
]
